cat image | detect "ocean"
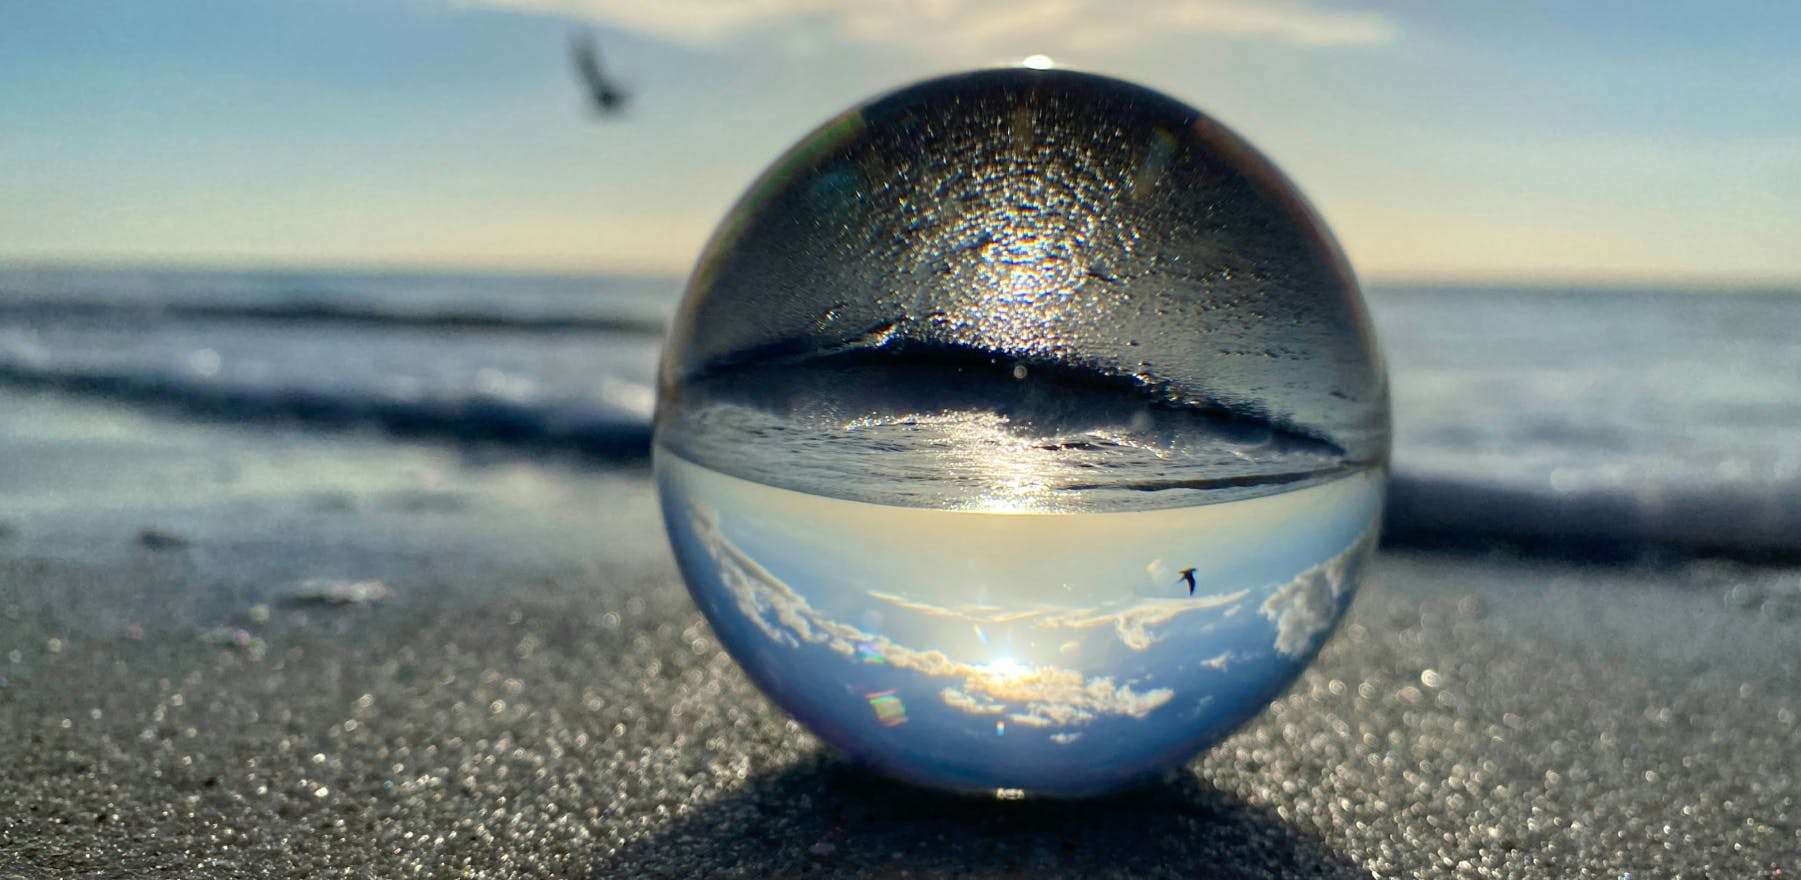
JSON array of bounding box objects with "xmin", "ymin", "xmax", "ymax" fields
[
  {"xmin": 2, "ymin": 265, "xmax": 1797, "ymax": 559},
  {"xmin": 4, "ymin": 265, "xmax": 1801, "ymax": 877}
]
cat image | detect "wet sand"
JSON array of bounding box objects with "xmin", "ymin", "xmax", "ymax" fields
[{"xmin": 2, "ymin": 390, "xmax": 1799, "ymax": 877}]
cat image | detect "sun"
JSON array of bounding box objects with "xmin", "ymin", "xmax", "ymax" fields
[{"xmin": 982, "ymin": 657, "xmax": 1030, "ymax": 681}]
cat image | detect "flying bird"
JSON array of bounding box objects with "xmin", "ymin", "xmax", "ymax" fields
[
  {"xmin": 1178, "ymin": 568, "xmax": 1198, "ymax": 596},
  {"xmin": 571, "ymin": 31, "xmax": 629, "ymax": 116}
]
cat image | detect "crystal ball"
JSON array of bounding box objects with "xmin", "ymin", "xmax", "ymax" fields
[{"xmin": 655, "ymin": 68, "xmax": 1388, "ymax": 795}]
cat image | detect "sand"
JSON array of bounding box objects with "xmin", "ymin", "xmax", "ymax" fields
[{"xmin": 2, "ymin": 391, "xmax": 1799, "ymax": 878}]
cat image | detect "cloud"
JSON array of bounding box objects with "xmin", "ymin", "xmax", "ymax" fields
[
  {"xmin": 685, "ymin": 500, "xmax": 1375, "ymax": 732},
  {"xmin": 939, "ymin": 665, "xmax": 1173, "ymax": 728},
  {"xmin": 1052, "ymin": 596, "xmax": 1248, "ymax": 651},
  {"xmin": 1259, "ymin": 527, "xmax": 1376, "ymax": 657},
  {"xmin": 939, "ymin": 687, "xmax": 1009, "ymax": 716},
  {"xmin": 866, "ymin": 588, "xmax": 1248, "ymax": 652},
  {"xmin": 1201, "ymin": 650, "xmax": 1232, "ymax": 670},
  {"xmin": 1180, "ymin": 695, "xmax": 1216, "ymax": 720},
  {"xmin": 464, "ymin": 0, "xmax": 1397, "ymax": 57},
  {"xmin": 687, "ymin": 504, "xmax": 1174, "ymax": 730}
]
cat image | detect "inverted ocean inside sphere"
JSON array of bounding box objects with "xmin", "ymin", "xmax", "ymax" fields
[{"xmin": 654, "ymin": 68, "xmax": 1389, "ymax": 795}]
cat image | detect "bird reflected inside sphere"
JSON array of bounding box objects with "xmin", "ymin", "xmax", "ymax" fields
[{"xmin": 655, "ymin": 68, "xmax": 1389, "ymax": 795}]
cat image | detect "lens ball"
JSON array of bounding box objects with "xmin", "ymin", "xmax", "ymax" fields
[{"xmin": 656, "ymin": 68, "xmax": 1388, "ymax": 795}]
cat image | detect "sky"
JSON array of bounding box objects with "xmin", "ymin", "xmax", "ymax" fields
[
  {"xmin": 1, "ymin": 0, "xmax": 1797, "ymax": 284},
  {"xmin": 658, "ymin": 450, "xmax": 1381, "ymax": 791}
]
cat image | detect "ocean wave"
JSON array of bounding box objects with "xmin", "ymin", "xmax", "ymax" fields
[
  {"xmin": 0, "ymin": 361, "xmax": 653, "ymax": 460},
  {"xmin": 0, "ymin": 297, "xmax": 667, "ymax": 335},
  {"xmin": 4, "ymin": 359, "xmax": 1799, "ymax": 560},
  {"xmin": 1384, "ymin": 469, "xmax": 1801, "ymax": 561}
]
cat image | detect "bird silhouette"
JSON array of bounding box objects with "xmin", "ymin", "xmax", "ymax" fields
[
  {"xmin": 1178, "ymin": 568, "xmax": 1197, "ymax": 596},
  {"xmin": 571, "ymin": 31, "xmax": 629, "ymax": 116}
]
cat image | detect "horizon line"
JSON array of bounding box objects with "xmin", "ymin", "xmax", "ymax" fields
[{"xmin": 3, "ymin": 253, "xmax": 1798, "ymax": 293}]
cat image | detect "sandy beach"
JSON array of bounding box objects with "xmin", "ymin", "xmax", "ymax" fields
[
  {"xmin": 2, "ymin": 388, "xmax": 1798, "ymax": 878},
  {"xmin": 9, "ymin": 0, "xmax": 1801, "ymax": 871}
]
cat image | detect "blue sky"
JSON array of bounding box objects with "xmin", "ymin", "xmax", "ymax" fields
[
  {"xmin": 659, "ymin": 451, "xmax": 1381, "ymax": 792},
  {"xmin": 2, "ymin": 0, "xmax": 1796, "ymax": 283}
]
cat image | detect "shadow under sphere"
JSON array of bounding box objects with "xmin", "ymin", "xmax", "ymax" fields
[{"xmin": 590, "ymin": 754, "xmax": 1362, "ymax": 878}]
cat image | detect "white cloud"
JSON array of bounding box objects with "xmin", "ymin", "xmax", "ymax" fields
[
  {"xmin": 866, "ymin": 588, "xmax": 1248, "ymax": 652},
  {"xmin": 687, "ymin": 503, "xmax": 1175, "ymax": 730},
  {"xmin": 939, "ymin": 666, "xmax": 1173, "ymax": 728},
  {"xmin": 463, "ymin": 0, "xmax": 1396, "ymax": 57},
  {"xmin": 1259, "ymin": 527, "xmax": 1376, "ymax": 657},
  {"xmin": 1052, "ymin": 597, "xmax": 1247, "ymax": 651},
  {"xmin": 686, "ymin": 501, "xmax": 1376, "ymax": 733}
]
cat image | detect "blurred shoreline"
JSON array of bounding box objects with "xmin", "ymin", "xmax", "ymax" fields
[
  {"xmin": 5, "ymin": 264, "xmax": 1801, "ymax": 562},
  {"xmin": 4, "ymin": 382, "xmax": 1798, "ymax": 671},
  {"xmin": 3, "ymin": 385, "xmax": 1797, "ymax": 876},
  {"xmin": 0, "ymin": 387, "xmax": 668, "ymax": 651}
]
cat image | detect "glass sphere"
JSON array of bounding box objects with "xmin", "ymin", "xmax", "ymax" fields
[{"xmin": 655, "ymin": 68, "xmax": 1388, "ymax": 795}]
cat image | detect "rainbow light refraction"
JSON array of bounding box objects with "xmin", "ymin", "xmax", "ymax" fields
[{"xmin": 867, "ymin": 690, "xmax": 908, "ymax": 727}]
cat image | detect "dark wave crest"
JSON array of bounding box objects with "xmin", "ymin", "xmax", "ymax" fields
[
  {"xmin": 2, "ymin": 359, "xmax": 1798, "ymax": 560},
  {"xmin": 1385, "ymin": 471, "xmax": 1801, "ymax": 562},
  {"xmin": 0, "ymin": 362, "xmax": 652, "ymax": 461},
  {"xmin": 0, "ymin": 298, "xmax": 667, "ymax": 335}
]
